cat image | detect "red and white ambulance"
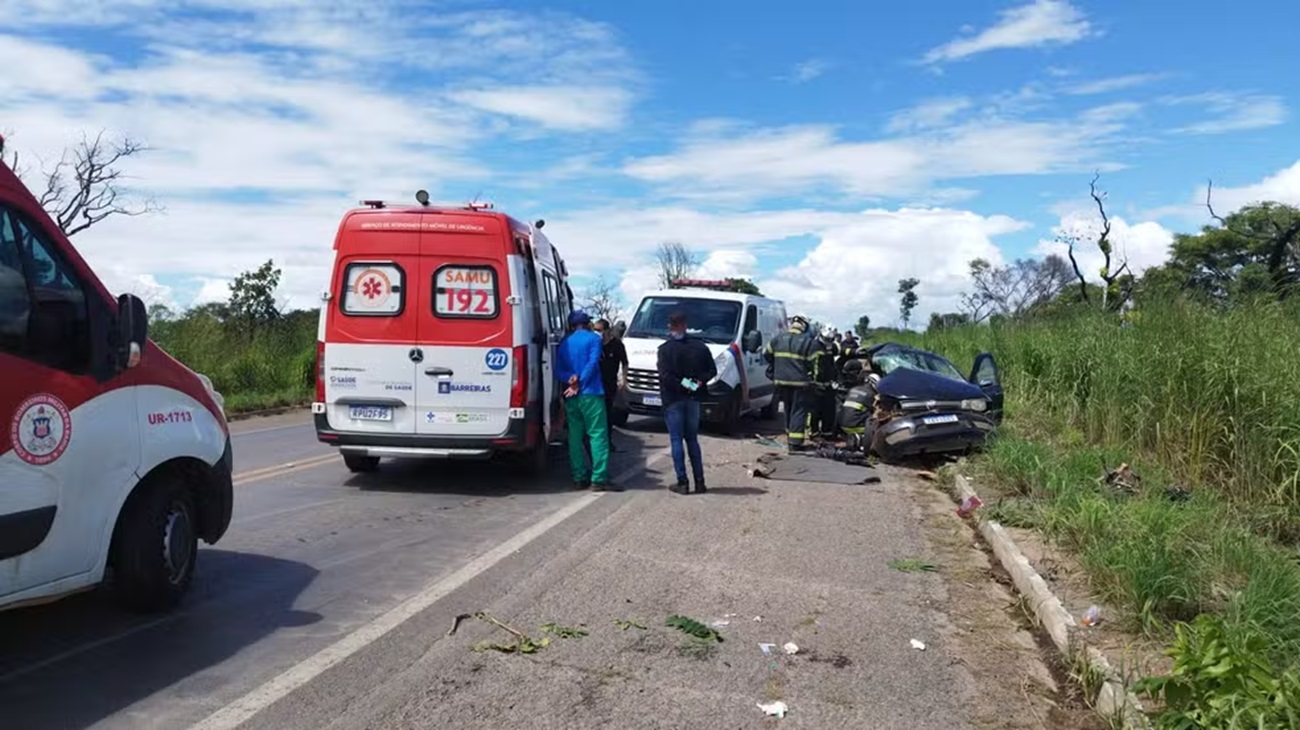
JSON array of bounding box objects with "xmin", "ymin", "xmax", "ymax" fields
[
  {"xmin": 0, "ymin": 137, "xmax": 233, "ymax": 613},
  {"xmin": 313, "ymin": 194, "xmax": 573, "ymax": 474}
]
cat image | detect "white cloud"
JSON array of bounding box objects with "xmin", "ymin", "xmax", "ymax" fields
[
  {"xmin": 1165, "ymin": 92, "xmax": 1287, "ymax": 134},
  {"xmin": 0, "ymin": 4, "xmax": 637, "ymax": 309},
  {"xmin": 1197, "ymin": 160, "xmax": 1300, "ymax": 212},
  {"xmin": 885, "ymin": 97, "xmax": 974, "ymax": 134},
  {"xmin": 1035, "ymin": 212, "xmax": 1174, "ymax": 282},
  {"xmin": 1064, "ymin": 73, "xmax": 1167, "ymax": 95},
  {"xmin": 781, "ymin": 59, "xmax": 831, "ymax": 84},
  {"xmin": 757, "ymin": 208, "xmax": 1029, "ymax": 331},
  {"xmin": 922, "ymin": 0, "xmax": 1095, "ymax": 65},
  {"xmin": 447, "ymin": 86, "xmax": 633, "ymax": 132}
]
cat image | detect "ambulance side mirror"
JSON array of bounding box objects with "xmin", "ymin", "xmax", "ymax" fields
[{"xmin": 115, "ymin": 293, "xmax": 148, "ymax": 370}]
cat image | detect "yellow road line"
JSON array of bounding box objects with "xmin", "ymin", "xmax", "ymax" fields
[{"xmin": 232, "ymin": 453, "xmax": 341, "ymax": 487}]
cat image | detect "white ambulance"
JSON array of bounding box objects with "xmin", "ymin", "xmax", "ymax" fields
[
  {"xmin": 1, "ymin": 137, "xmax": 233, "ymax": 614},
  {"xmin": 621, "ymin": 280, "xmax": 786, "ymax": 433},
  {"xmin": 313, "ymin": 195, "xmax": 573, "ymax": 474}
]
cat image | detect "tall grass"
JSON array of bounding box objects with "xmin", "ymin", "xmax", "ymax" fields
[
  {"xmin": 151, "ymin": 310, "xmax": 318, "ymax": 413},
  {"xmin": 912, "ymin": 298, "xmax": 1300, "ymax": 534}
]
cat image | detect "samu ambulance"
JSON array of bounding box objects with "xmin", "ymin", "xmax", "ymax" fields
[
  {"xmin": 0, "ymin": 136, "xmax": 233, "ymax": 614},
  {"xmin": 621, "ymin": 280, "xmax": 787, "ymax": 433},
  {"xmin": 313, "ymin": 193, "xmax": 573, "ymax": 474}
]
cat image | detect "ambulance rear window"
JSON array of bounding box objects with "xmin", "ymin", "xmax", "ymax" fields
[
  {"xmin": 433, "ymin": 265, "xmax": 498, "ymax": 319},
  {"xmin": 341, "ymin": 262, "xmax": 404, "ymax": 316}
]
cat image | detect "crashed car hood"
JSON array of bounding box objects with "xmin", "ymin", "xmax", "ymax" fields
[{"xmin": 875, "ymin": 367, "xmax": 984, "ymax": 401}]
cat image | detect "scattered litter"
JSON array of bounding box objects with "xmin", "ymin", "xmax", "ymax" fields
[
  {"xmin": 724, "ymin": 613, "xmax": 738, "ymax": 618},
  {"xmin": 1165, "ymin": 484, "xmax": 1192, "ymax": 503},
  {"xmin": 956, "ymin": 495, "xmax": 984, "ymax": 518},
  {"xmin": 753, "ymin": 615, "xmax": 764, "ymax": 622},
  {"xmin": 1081, "ymin": 605, "xmax": 1102, "ymax": 627},
  {"xmin": 614, "ymin": 618, "xmax": 648, "ymax": 631},
  {"xmin": 782, "ymin": 642, "xmax": 800, "ymax": 655},
  {"xmin": 710, "ymin": 620, "xmax": 731, "ymax": 628},
  {"xmin": 447, "ymin": 612, "xmax": 472, "ymax": 637},
  {"xmin": 666, "ymin": 614, "xmax": 724, "ymax": 643},
  {"xmin": 1099, "ymin": 460, "xmax": 1141, "ymax": 493},
  {"xmin": 754, "ymin": 435, "xmax": 785, "ymax": 449},
  {"xmin": 759, "ymin": 643, "xmax": 777, "ymax": 656},
  {"xmin": 757, "ymin": 701, "xmax": 789, "ymax": 718},
  {"xmin": 910, "ymin": 639, "xmax": 927, "ymax": 651},
  {"xmin": 468, "ymin": 611, "xmax": 551, "ymax": 654},
  {"xmin": 917, "ymin": 470, "xmax": 938, "ymax": 481}
]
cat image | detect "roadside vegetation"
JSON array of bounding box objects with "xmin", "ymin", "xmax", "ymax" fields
[{"xmin": 902, "ymin": 183, "xmax": 1300, "ymax": 727}]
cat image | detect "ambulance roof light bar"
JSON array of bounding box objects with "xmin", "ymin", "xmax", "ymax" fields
[{"xmin": 670, "ymin": 278, "xmax": 737, "ymax": 292}]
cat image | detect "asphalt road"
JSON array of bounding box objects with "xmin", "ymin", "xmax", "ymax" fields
[{"xmin": 0, "ymin": 412, "xmax": 669, "ymax": 730}]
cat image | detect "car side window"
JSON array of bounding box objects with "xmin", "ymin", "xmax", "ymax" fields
[
  {"xmin": 0, "ymin": 207, "xmax": 91, "ymax": 372},
  {"xmin": 744, "ymin": 305, "xmax": 758, "ymax": 334}
]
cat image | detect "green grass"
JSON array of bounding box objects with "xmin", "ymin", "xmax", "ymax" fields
[
  {"xmin": 151, "ymin": 309, "xmax": 317, "ymax": 414},
  {"xmin": 896, "ymin": 297, "xmax": 1300, "ymax": 725}
]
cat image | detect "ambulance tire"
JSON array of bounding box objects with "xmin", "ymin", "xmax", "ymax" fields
[
  {"xmin": 718, "ymin": 397, "xmax": 742, "ymax": 436},
  {"xmin": 343, "ymin": 453, "xmax": 380, "ymax": 473},
  {"xmin": 524, "ymin": 440, "xmax": 551, "ymax": 477},
  {"xmin": 110, "ymin": 475, "xmax": 198, "ymax": 613}
]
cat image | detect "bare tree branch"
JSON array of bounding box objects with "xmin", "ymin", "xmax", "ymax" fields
[
  {"xmin": 579, "ymin": 275, "xmax": 622, "ymax": 323},
  {"xmin": 17, "ymin": 130, "xmax": 161, "ymax": 237},
  {"xmin": 654, "ymin": 242, "xmax": 699, "ymax": 289}
]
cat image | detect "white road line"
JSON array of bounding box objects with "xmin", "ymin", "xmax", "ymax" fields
[
  {"xmin": 190, "ymin": 452, "xmax": 666, "ymax": 730},
  {"xmin": 191, "ymin": 503, "xmax": 584, "ymax": 729},
  {"xmin": 230, "ymin": 421, "xmax": 312, "ymax": 438}
]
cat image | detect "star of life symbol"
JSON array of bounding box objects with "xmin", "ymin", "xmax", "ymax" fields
[{"xmin": 354, "ymin": 268, "xmax": 392, "ymax": 308}]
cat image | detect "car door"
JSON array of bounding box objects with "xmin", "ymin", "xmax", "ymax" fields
[
  {"xmin": 0, "ymin": 205, "xmax": 141, "ymax": 598},
  {"xmin": 740, "ymin": 303, "xmax": 764, "ymax": 405},
  {"xmin": 325, "ymin": 253, "xmax": 421, "ymax": 436},
  {"xmin": 413, "ymin": 229, "xmax": 513, "ymax": 438},
  {"xmin": 969, "ymin": 352, "xmax": 1004, "ymax": 422}
]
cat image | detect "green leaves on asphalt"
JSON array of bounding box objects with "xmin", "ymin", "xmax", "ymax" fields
[
  {"xmin": 666, "ymin": 614, "xmax": 724, "ymax": 642},
  {"xmin": 889, "ymin": 557, "xmax": 939, "ymax": 573},
  {"xmin": 614, "ymin": 618, "xmax": 648, "ymax": 631},
  {"xmin": 541, "ymin": 623, "xmax": 589, "ymax": 639},
  {"xmin": 472, "ymin": 636, "xmax": 551, "ymax": 654}
]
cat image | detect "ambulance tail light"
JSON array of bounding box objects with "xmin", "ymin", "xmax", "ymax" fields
[
  {"xmin": 509, "ymin": 346, "xmax": 528, "ymax": 408},
  {"xmin": 315, "ymin": 341, "xmax": 326, "ymax": 402}
]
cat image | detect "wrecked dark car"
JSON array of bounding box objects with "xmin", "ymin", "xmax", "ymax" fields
[{"xmin": 852, "ymin": 343, "xmax": 1004, "ymax": 461}]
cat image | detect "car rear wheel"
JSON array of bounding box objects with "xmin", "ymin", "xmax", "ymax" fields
[
  {"xmin": 343, "ymin": 453, "xmax": 380, "ymax": 473},
  {"xmin": 110, "ymin": 475, "xmax": 198, "ymax": 613}
]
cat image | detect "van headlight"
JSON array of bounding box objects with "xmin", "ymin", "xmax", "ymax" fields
[{"xmin": 962, "ymin": 398, "xmax": 987, "ymax": 413}]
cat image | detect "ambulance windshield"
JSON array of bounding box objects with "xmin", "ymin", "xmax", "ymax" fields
[{"xmin": 626, "ymin": 296, "xmax": 742, "ymax": 345}]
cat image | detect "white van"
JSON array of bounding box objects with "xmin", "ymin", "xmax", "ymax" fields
[{"xmin": 621, "ymin": 281, "xmax": 786, "ymax": 433}]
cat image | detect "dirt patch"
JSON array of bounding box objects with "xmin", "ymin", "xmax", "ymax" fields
[{"xmin": 909, "ymin": 476, "xmax": 1106, "ymax": 730}]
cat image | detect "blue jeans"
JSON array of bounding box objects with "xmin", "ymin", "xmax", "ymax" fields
[{"xmin": 664, "ymin": 399, "xmax": 704, "ymax": 484}]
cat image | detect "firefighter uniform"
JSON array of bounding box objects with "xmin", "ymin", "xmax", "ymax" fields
[
  {"xmin": 763, "ymin": 317, "xmax": 819, "ymax": 450},
  {"xmin": 809, "ymin": 332, "xmax": 838, "ymax": 439}
]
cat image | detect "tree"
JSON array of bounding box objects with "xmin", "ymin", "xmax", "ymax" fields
[
  {"xmin": 580, "ymin": 275, "xmax": 622, "ymax": 322},
  {"xmin": 928, "ymin": 311, "xmax": 970, "ymax": 330},
  {"xmin": 1060, "ymin": 174, "xmax": 1134, "ymax": 311},
  {"xmin": 960, "ymin": 255, "xmax": 1074, "ymax": 322},
  {"xmin": 654, "ymin": 242, "xmax": 700, "ymax": 289},
  {"xmin": 854, "ymin": 314, "xmax": 871, "ymax": 338},
  {"xmin": 897, "ymin": 277, "xmax": 920, "ymax": 329},
  {"xmin": 228, "ymin": 260, "xmax": 283, "ymax": 330},
  {"xmin": 724, "ymin": 277, "xmax": 762, "ymax": 295},
  {"xmin": 6, "ymin": 130, "xmax": 160, "ymax": 237}
]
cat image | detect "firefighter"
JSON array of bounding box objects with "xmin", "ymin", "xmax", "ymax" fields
[
  {"xmin": 837, "ymin": 359, "xmax": 877, "ymax": 452},
  {"xmin": 810, "ymin": 325, "xmax": 839, "ymax": 439},
  {"xmin": 763, "ymin": 314, "xmax": 819, "ymax": 452}
]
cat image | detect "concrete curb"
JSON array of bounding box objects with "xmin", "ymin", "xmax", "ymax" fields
[{"xmin": 949, "ymin": 473, "xmax": 1150, "ymax": 729}]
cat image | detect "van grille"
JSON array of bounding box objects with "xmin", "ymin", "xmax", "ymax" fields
[{"xmin": 626, "ymin": 368, "xmax": 658, "ymax": 392}]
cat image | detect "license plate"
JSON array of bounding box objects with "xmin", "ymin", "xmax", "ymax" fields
[
  {"xmin": 642, "ymin": 395, "xmax": 662, "ymax": 407},
  {"xmin": 923, "ymin": 414, "xmax": 959, "ymax": 425},
  {"xmin": 349, "ymin": 405, "xmax": 393, "ymax": 422}
]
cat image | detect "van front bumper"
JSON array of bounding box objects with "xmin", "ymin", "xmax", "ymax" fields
[
  {"xmin": 313, "ymin": 405, "xmax": 538, "ymax": 457},
  {"xmin": 626, "ymin": 383, "xmax": 740, "ymax": 424}
]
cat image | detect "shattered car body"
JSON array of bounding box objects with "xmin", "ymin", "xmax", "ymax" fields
[{"xmin": 857, "ymin": 343, "xmax": 1004, "ymax": 461}]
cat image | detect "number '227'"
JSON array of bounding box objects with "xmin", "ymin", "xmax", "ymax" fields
[{"xmin": 444, "ymin": 288, "xmax": 491, "ymax": 313}]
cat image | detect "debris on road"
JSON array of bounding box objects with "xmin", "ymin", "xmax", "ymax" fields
[
  {"xmin": 957, "ymin": 494, "xmax": 983, "ymax": 518},
  {"xmin": 759, "ymin": 643, "xmax": 777, "ymax": 656},
  {"xmin": 888, "ymin": 557, "xmax": 939, "ymax": 573},
  {"xmin": 447, "ymin": 612, "xmax": 472, "ymax": 637},
  {"xmin": 757, "ymin": 700, "xmax": 789, "ymax": 718},
  {"xmin": 468, "ymin": 611, "xmax": 551, "ymax": 655},
  {"xmin": 753, "ymin": 435, "xmax": 785, "ymax": 449},
  {"xmin": 753, "ymin": 615, "xmax": 764, "ymax": 622},
  {"xmin": 666, "ymin": 614, "xmax": 724, "ymax": 643},
  {"xmin": 614, "ymin": 618, "xmax": 647, "ymax": 631},
  {"xmin": 910, "ymin": 638, "xmax": 927, "ymax": 651},
  {"xmin": 710, "ymin": 619, "xmax": 731, "ymax": 628},
  {"xmin": 782, "ymin": 642, "xmax": 800, "ymax": 655},
  {"xmin": 541, "ymin": 623, "xmax": 589, "ymax": 639},
  {"xmin": 1099, "ymin": 460, "xmax": 1140, "ymax": 493},
  {"xmin": 748, "ymin": 452, "xmax": 880, "ymax": 485},
  {"xmin": 917, "ymin": 470, "xmax": 938, "ymax": 481},
  {"xmin": 1080, "ymin": 606, "xmax": 1102, "ymax": 627}
]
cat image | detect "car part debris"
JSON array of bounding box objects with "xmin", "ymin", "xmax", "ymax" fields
[
  {"xmin": 910, "ymin": 639, "xmax": 926, "ymax": 651},
  {"xmin": 759, "ymin": 643, "xmax": 777, "ymax": 655},
  {"xmin": 782, "ymin": 642, "xmax": 800, "ymax": 655},
  {"xmin": 957, "ymin": 495, "xmax": 983, "ymax": 518},
  {"xmin": 1099, "ymin": 460, "xmax": 1140, "ymax": 493},
  {"xmin": 757, "ymin": 701, "xmax": 789, "ymax": 718}
]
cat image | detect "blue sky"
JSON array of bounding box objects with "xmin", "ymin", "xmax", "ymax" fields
[{"xmin": 4, "ymin": 0, "xmax": 1299, "ymax": 329}]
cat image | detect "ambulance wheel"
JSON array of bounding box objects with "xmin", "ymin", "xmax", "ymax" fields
[
  {"xmin": 523, "ymin": 439, "xmax": 551, "ymax": 477},
  {"xmin": 343, "ymin": 453, "xmax": 380, "ymax": 473},
  {"xmin": 718, "ymin": 398, "xmax": 741, "ymax": 436},
  {"xmin": 110, "ymin": 475, "xmax": 197, "ymax": 613}
]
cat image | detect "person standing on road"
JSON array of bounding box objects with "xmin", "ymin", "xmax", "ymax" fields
[
  {"xmin": 763, "ymin": 314, "xmax": 819, "ymax": 453},
  {"xmin": 657, "ymin": 311, "xmax": 717, "ymax": 494},
  {"xmin": 555, "ymin": 310, "xmax": 618, "ymax": 491},
  {"xmin": 593, "ymin": 318, "xmax": 628, "ymax": 452},
  {"xmin": 810, "ymin": 326, "xmax": 839, "ymax": 439}
]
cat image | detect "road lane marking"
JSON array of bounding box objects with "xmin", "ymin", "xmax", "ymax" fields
[
  {"xmin": 232, "ymin": 453, "xmax": 340, "ymax": 487},
  {"xmin": 230, "ymin": 421, "xmax": 313, "ymax": 438},
  {"xmin": 191, "ymin": 450, "xmax": 668, "ymax": 730}
]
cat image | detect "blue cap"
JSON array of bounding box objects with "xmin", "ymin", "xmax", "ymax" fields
[{"xmin": 568, "ymin": 310, "xmax": 591, "ymax": 326}]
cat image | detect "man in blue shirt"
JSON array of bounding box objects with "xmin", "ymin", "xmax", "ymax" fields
[{"xmin": 555, "ymin": 310, "xmax": 617, "ymax": 490}]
